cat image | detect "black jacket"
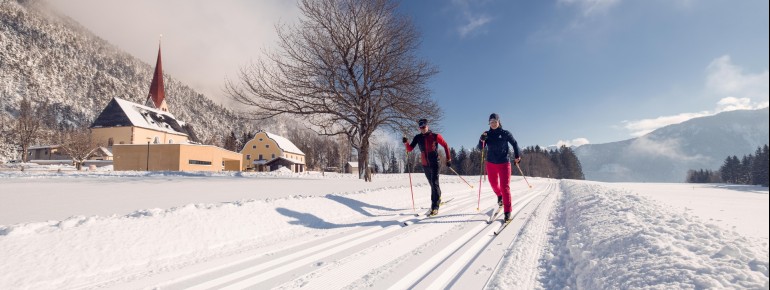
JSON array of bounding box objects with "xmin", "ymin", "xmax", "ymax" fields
[{"xmin": 477, "ymin": 127, "xmax": 521, "ymax": 164}]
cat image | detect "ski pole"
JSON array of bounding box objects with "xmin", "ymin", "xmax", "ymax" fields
[
  {"xmin": 477, "ymin": 141, "xmax": 485, "ymax": 211},
  {"xmin": 406, "ymin": 150, "xmax": 415, "ymax": 212},
  {"xmin": 515, "ymin": 162, "xmax": 532, "ymax": 188},
  {"xmin": 448, "ymin": 167, "xmax": 473, "ymax": 189}
]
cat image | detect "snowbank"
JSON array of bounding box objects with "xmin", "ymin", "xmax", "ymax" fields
[{"xmin": 542, "ymin": 180, "xmax": 769, "ymax": 289}]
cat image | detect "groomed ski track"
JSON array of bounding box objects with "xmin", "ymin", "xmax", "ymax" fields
[{"xmin": 113, "ymin": 178, "xmax": 560, "ymax": 289}]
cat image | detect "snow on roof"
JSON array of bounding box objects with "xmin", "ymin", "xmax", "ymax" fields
[
  {"xmin": 264, "ymin": 132, "xmax": 305, "ymax": 155},
  {"xmin": 347, "ymin": 162, "xmax": 358, "ymax": 167},
  {"xmin": 109, "ymin": 98, "xmax": 187, "ymax": 136}
]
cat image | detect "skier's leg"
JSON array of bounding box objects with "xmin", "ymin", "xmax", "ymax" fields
[
  {"xmin": 429, "ymin": 162, "xmax": 441, "ymax": 210},
  {"xmin": 499, "ymin": 162, "xmax": 512, "ymax": 213},
  {"xmin": 486, "ymin": 162, "xmax": 502, "ymax": 196}
]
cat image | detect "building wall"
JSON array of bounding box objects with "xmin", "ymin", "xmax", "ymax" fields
[
  {"xmin": 113, "ymin": 144, "xmax": 241, "ymax": 172},
  {"xmin": 240, "ymin": 132, "xmax": 285, "ymax": 170},
  {"xmin": 91, "ymin": 126, "xmax": 188, "ymax": 148}
]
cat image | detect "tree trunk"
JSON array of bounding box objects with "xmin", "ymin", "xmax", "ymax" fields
[{"xmin": 358, "ymin": 138, "xmax": 372, "ymax": 182}]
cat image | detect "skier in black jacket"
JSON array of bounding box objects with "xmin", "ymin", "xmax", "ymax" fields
[
  {"xmin": 478, "ymin": 113, "xmax": 521, "ymax": 222},
  {"xmin": 403, "ymin": 118, "xmax": 452, "ymax": 216}
]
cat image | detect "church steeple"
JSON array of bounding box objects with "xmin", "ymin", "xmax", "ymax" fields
[{"xmin": 146, "ymin": 37, "xmax": 169, "ymax": 112}]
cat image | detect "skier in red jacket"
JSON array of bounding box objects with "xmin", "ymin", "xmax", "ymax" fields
[{"xmin": 403, "ymin": 118, "xmax": 452, "ymax": 216}]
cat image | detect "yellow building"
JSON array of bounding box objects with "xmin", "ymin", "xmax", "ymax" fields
[
  {"xmin": 113, "ymin": 144, "xmax": 241, "ymax": 172},
  {"xmin": 240, "ymin": 131, "xmax": 306, "ymax": 172}
]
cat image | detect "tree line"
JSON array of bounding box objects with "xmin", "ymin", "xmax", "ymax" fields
[{"xmin": 687, "ymin": 144, "xmax": 769, "ymax": 186}]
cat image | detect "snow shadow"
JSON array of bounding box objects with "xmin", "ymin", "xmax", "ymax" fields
[
  {"xmin": 325, "ymin": 195, "xmax": 401, "ymax": 217},
  {"xmin": 275, "ymin": 207, "xmax": 402, "ymax": 229},
  {"xmin": 708, "ymin": 184, "xmax": 769, "ymax": 194}
]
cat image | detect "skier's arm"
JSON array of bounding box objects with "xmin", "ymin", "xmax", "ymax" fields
[
  {"xmin": 507, "ymin": 131, "xmax": 521, "ymax": 161},
  {"xmin": 477, "ymin": 131, "xmax": 488, "ymax": 150},
  {"xmin": 405, "ymin": 135, "xmax": 418, "ymax": 152},
  {"xmin": 437, "ymin": 134, "xmax": 450, "ymax": 161}
]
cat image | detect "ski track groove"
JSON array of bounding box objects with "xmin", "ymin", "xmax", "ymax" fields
[
  {"xmin": 154, "ymin": 179, "xmax": 560, "ymax": 289},
  {"xmin": 159, "ymin": 188, "xmax": 480, "ymax": 289}
]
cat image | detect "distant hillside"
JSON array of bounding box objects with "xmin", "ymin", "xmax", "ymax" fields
[
  {"xmin": 574, "ymin": 108, "xmax": 769, "ymax": 182},
  {"xmin": 0, "ymin": 0, "xmax": 247, "ymax": 145}
]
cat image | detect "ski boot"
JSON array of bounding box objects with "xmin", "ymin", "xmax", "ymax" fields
[
  {"xmin": 503, "ymin": 212, "xmax": 511, "ymax": 223},
  {"xmin": 497, "ymin": 195, "xmax": 503, "ymax": 207}
]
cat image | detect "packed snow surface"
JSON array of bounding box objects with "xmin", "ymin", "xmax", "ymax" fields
[{"xmin": 0, "ymin": 169, "xmax": 767, "ymax": 289}]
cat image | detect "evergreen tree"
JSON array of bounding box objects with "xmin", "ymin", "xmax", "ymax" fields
[
  {"xmin": 389, "ymin": 151, "xmax": 399, "ymax": 174},
  {"xmin": 224, "ymin": 131, "xmax": 238, "ymax": 152}
]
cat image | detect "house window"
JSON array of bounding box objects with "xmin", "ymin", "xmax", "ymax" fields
[
  {"xmin": 246, "ymin": 155, "xmax": 251, "ymax": 160},
  {"xmin": 189, "ymin": 160, "xmax": 212, "ymax": 165},
  {"xmin": 108, "ymin": 138, "xmax": 114, "ymax": 146},
  {"xmin": 169, "ymin": 139, "xmax": 174, "ymax": 144},
  {"xmin": 258, "ymin": 154, "xmax": 263, "ymax": 160},
  {"xmin": 265, "ymin": 145, "xmax": 269, "ymax": 148},
  {"xmin": 252, "ymin": 145, "xmax": 256, "ymax": 149},
  {"xmin": 259, "ymin": 138, "xmax": 263, "ymax": 141},
  {"xmin": 153, "ymin": 137, "xmax": 160, "ymax": 144},
  {"xmin": 272, "ymin": 154, "xmax": 275, "ymax": 158}
]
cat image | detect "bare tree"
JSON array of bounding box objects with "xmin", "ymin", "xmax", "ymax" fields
[
  {"xmin": 58, "ymin": 127, "xmax": 99, "ymax": 170},
  {"xmin": 374, "ymin": 142, "xmax": 394, "ymax": 173},
  {"xmin": 227, "ymin": 0, "xmax": 441, "ymax": 181},
  {"xmin": 14, "ymin": 97, "xmax": 43, "ymax": 162}
]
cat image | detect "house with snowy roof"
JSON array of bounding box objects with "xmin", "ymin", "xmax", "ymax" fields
[
  {"xmin": 240, "ymin": 131, "xmax": 306, "ymax": 172},
  {"xmin": 89, "ymin": 43, "xmax": 241, "ymax": 172}
]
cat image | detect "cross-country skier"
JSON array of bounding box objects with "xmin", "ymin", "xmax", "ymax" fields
[
  {"xmin": 403, "ymin": 118, "xmax": 452, "ymax": 216},
  {"xmin": 478, "ymin": 113, "xmax": 521, "ymax": 222}
]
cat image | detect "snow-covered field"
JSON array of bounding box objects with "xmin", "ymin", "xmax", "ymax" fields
[{"xmin": 0, "ymin": 168, "xmax": 767, "ymax": 289}]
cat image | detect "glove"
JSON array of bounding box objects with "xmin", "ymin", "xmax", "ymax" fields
[
  {"xmin": 402, "ymin": 136, "xmax": 408, "ymax": 144},
  {"xmin": 446, "ymin": 160, "xmax": 451, "ymax": 168},
  {"xmin": 480, "ymin": 132, "xmax": 487, "ymax": 141}
]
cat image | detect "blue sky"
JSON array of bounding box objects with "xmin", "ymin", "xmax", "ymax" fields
[
  {"xmin": 397, "ymin": 0, "xmax": 769, "ymax": 149},
  {"xmin": 48, "ymin": 0, "xmax": 769, "ymax": 149}
]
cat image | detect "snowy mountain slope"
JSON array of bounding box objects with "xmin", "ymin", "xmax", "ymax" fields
[
  {"xmin": 0, "ymin": 0, "xmax": 245, "ymax": 143},
  {"xmin": 575, "ymin": 108, "xmax": 770, "ymax": 182},
  {"xmin": 0, "ymin": 172, "xmax": 767, "ymax": 289}
]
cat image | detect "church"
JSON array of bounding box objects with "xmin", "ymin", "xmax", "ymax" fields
[{"xmin": 90, "ymin": 43, "xmax": 242, "ymax": 171}]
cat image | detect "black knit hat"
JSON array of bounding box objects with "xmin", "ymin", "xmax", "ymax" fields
[
  {"xmin": 489, "ymin": 113, "xmax": 500, "ymax": 122},
  {"xmin": 418, "ymin": 118, "xmax": 428, "ymax": 127}
]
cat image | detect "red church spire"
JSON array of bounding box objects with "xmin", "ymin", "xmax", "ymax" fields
[{"xmin": 146, "ymin": 38, "xmax": 168, "ymax": 112}]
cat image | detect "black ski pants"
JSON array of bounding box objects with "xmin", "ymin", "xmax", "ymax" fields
[{"xmin": 422, "ymin": 161, "xmax": 441, "ymax": 210}]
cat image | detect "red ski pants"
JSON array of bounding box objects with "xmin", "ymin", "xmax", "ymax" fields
[{"xmin": 486, "ymin": 161, "xmax": 512, "ymax": 213}]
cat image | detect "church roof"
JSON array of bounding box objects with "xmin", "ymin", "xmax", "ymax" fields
[
  {"xmin": 90, "ymin": 97, "xmax": 188, "ymax": 136},
  {"xmin": 146, "ymin": 44, "xmax": 166, "ymax": 110}
]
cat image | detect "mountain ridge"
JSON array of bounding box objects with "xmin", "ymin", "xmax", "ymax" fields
[{"xmin": 574, "ymin": 108, "xmax": 769, "ymax": 182}]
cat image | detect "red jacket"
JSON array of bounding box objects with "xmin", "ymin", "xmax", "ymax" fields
[{"xmin": 405, "ymin": 131, "xmax": 450, "ymax": 166}]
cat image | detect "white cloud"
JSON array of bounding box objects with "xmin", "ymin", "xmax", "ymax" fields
[
  {"xmin": 450, "ymin": 0, "xmax": 493, "ymax": 38},
  {"xmin": 558, "ymin": 0, "xmax": 620, "ymax": 17},
  {"xmin": 622, "ymin": 55, "xmax": 769, "ymax": 137},
  {"xmin": 706, "ymin": 55, "xmax": 770, "ymax": 103},
  {"xmin": 458, "ymin": 15, "xmax": 492, "ymax": 38},
  {"xmin": 43, "ymin": 0, "xmax": 302, "ymax": 105},
  {"xmin": 555, "ymin": 138, "xmax": 591, "ymax": 148}
]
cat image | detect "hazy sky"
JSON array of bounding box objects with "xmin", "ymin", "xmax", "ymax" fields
[{"xmin": 45, "ymin": 0, "xmax": 769, "ymax": 149}]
